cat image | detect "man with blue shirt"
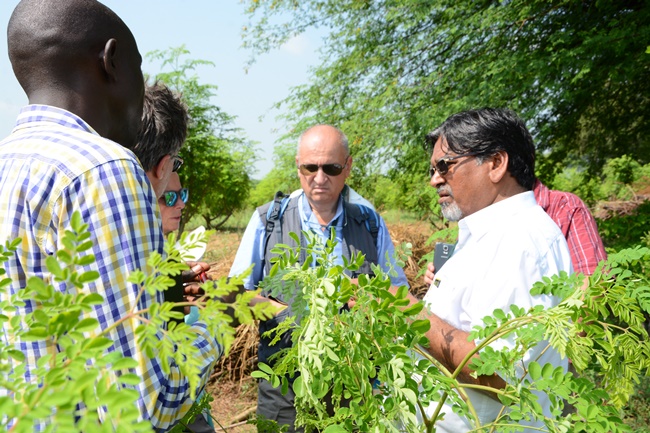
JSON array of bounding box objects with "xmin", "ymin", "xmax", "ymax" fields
[{"xmin": 229, "ymin": 124, "xmax": 408, "ymax": 433}]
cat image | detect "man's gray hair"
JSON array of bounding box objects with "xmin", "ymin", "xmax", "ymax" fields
[{"xmin": 130, "ymin": 81, "xmax": 188, "ymax": 171}]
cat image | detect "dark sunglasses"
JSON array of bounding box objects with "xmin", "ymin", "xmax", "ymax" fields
[
  {"xmin": 298, "ymin": 158, "xmax": 348, "ymax": 177},
  {"xmin": 163, "ymin": 188, "xmax": 189, "ymax": 207},
  {"xmin": 172, "ymin": 155, "xmax": 184, "ymax": 172},
  {"xmin": 429, "ymin": 153, "xmax": 479, "ymax": 178}
]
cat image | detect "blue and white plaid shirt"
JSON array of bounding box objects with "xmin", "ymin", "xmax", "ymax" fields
[{"xmin": 0, "ymin": 105, "xmax": 222, "ymax": 430}]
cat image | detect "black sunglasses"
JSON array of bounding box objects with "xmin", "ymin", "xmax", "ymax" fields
[
  {"xmin": 429, "ymin": 153, "xmax": 479, "ymax": 178},
  {"xmin": 172, "ymin": 155, "xmax": 184, "ymax": 172},
  {"xmin": 298, "ymin": 158, "xmax": 349, "ymax": 177},
  {"xmin": 163, "ymin": 188, "xmax": 189, "ymax": 207}
]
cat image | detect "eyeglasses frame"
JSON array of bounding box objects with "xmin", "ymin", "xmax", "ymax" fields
[
  {"xmin": 163, "ymin": 188, "xmax": 189, "ymax": 207},
  {"xmin": 298, "ymin": 156, "xmax": 350, "ymax": 177},
  {"xmin": 429, "ymin": 152, "xmax": 481, "ymax": 178},
  {"xmin": 171, "ymin": 155, "xmax": 184, "ymax": 172}
]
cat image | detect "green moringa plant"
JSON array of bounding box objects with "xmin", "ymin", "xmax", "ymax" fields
[
  {"xmin": 0, "ymin": 212, "xmax": 274, "ymax": 432},
  {"xmin": 252, "ymin": 231, "xmax": 650, "ymax": 433}
]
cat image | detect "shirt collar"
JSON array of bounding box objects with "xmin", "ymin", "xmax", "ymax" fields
[
  {"xmin": 13, "ymin": 105, "xmax": 98, "ymax": 136},
  {"xmin": 458, "ymin": 191, "xmax": 537, "ymax": 243},
  {"xmin": 532, "ymin": 179, "xmax": 550, "ymax": 211},
  {"xmin": 298, "ymin": 192, "xmax": 345, "ymax": 229}
]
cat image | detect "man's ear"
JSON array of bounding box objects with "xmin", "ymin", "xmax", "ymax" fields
[
  {"xmin": 488, "ymin": 151, "xmax": 509, "ymax": 184},
  {"xmin": 344, "ymin": 156, "xmax": 353, "ymax": 177},
  {"xmin": 100, "ymin": 39, "xmax": 118, "ymax": 81},
  {"xmin": 154, "ymin": 155, "xmax": 171, "ymax": 180}
]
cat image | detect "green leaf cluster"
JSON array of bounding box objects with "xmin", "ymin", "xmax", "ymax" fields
[
  {"xmin": 249, "ymin": 229, "xmax": 650, "ymax": 432},
  {"xmin": 0, "ymin": 212, "xmax": 270, "ymax": 432},
  {"xmin": 0, "ymin": 213, "xmax": 150, "ymax": 432}
]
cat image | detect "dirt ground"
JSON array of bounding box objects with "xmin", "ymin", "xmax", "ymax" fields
[{"xmin": 201, "ymin": 220, "xmax": 433, "ymax": 431}]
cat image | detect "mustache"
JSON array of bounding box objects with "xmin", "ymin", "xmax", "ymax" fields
[{"xmin": 437, "ymin": 185, "xmax": 453, "ymax": 197}]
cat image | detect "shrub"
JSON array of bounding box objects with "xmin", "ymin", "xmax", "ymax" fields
[
  {"xmin": 0, "ymin": 212, "xmax": 274, "ymax": 432},
  {"xmin": 252, "ymin": 232, "xmax": 650, "ymax": 433}
]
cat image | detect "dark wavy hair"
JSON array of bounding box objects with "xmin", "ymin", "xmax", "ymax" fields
[
  {"xmin": 130, "ymin": 81, "xmax": 188, "ymax": 171},
  {"xmin": 426, "ymin": 108, "xmax": 536, "ymax": 190}
]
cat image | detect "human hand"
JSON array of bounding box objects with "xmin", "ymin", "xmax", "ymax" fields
[
  {"xmin": 423, "ymin": 262, "xmax": 436, "ymax": 286},
  {"xmin": 182, "ymin": 261, "xmax": 211, "ymax": 284},
  {"xmin": 180, "ymin": 262, "xmax": 212, "ymax": 315}
]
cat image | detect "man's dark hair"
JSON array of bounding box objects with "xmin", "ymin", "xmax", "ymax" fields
[
  {"xmin": 131, "ymin": 82, "xmax": 188, "ymax": 171},
  {"xmin": 426, "ymin": 108, "xmax": 536, "ymax": 190}
]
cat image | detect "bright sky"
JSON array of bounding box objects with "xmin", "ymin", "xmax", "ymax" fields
[{"xmin": 0, "ymin": 0, "xmax": 321, "ymax": 180}]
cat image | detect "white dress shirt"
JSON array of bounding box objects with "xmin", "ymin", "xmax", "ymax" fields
[{"xmin": 421, "ymin": 191, "xmax": 573, "ymax": 432}]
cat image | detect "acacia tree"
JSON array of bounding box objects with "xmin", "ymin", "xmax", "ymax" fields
[
  {"xmin": 242, "ymin": 0, "xmax": 649, "ymax": 200},
  {"xmin": 147, "ymin": 47, "xmax": 256, "ymax": 231}
]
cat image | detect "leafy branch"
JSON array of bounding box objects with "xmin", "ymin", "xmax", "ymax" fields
[
  {"xmin": 251, "ymin": 231, "xmax": 650, "ymax": 433},
  {"xmin": 0, "ymin": 212, "xmax": 273, "ymax": 432}
]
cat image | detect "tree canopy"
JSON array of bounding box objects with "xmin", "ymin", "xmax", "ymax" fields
[
  {"xmin": 147, "ymin": 47, "xmax": 256, "ymax": 230},
  {"xmin": 243, "ymin": 0, "xmax": 649, "ymax": 198}
]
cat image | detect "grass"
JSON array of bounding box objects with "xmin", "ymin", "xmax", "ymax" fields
[{"xmin": 377, "ymin": 208, "xmax": 423, "ymax": 224}]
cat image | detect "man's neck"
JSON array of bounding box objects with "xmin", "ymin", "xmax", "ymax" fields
[{"xmin": 308, "ymin": 200, "xmax": 339, "ymax": 227}]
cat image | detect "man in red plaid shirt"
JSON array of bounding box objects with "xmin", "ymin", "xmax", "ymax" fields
[{"xmin": 532, "ymin": 180, "xmax": 606, "ymax": 276}]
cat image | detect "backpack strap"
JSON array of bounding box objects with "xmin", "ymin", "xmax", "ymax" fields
[
  {"xmin": 261, "ymin": 191, "xmax": 290, "ymax": 274},
  {"xmin": 354, "ymin": 204, "xmax": 379, "ymax": 247}
]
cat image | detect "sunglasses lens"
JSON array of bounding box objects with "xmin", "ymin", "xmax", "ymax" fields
[
  {"xmin": 437, "ymin": 160, "xmax": 449, "ymax": 175},
  {"xmin": 429, "ymin": 160, "xmax": 450, "ymax": 178},
  {"xmin": 163, "ymin": 189, "xmax": 189, "ymax": 207},
  {"xmin": 180, "ymin": 188, "xmax": 189, "ymax": 203},
  {"xmin": 164, "ymin": 191, "xmax": 177, "ymax": 207},
  {"xmin": 299, "ymin": 164, "xmax": 319, "ymax": 175},
  {"xmin": 321, "ymin": 164, "xmax": 344, "ymax": 176},
  {"xmin": 172, "ymin": 156, "xmax": 183, "ymax": 172},
  {"xmin": 299, "ymin": 163, "xmax": 345, "ymax": 176}
]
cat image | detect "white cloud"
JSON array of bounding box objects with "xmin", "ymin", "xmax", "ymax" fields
[{"xmin": 280, "ymin": 34, "xmax": 309, "ymax": 56}]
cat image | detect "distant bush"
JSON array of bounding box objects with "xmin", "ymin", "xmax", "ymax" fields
[{"xmin": 551, "ymin": 156, "xmax": 650, "ymax": 204}]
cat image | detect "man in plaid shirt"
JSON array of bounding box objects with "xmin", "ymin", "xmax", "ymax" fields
[
  {"xmin": 0, "ymin": 0, "xmax": 221, "ymax": 430},
  {"xmin": 532, "ymin": 179, "xmax": 606, "ymax": 277}
]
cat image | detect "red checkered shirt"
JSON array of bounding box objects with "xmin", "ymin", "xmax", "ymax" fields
[{"xmin": 534, "ymin": 180, "xmax": 607, "ymax": 275}]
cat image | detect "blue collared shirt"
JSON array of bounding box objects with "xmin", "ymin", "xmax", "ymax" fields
[{"xmin": 229, "ymin": 192, "xmax": 409, "ymax": 289}]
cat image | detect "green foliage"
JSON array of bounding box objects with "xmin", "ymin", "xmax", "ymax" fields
[
  {"xmin": 243, "ymin": 0, "xmax": 650, "ymax": 203},
  {"xmin": 0, "ymin": 212, "xmax": 274, "ymax": 431},
  {"xmin": 598, "ymin": 201, "xmax": 650, "ymax": 252},
  {"xmin": 168, "ymin": 393, "xmax": 213, "ymax": 433},
  {"xmin": 146, "ymin": 46, "xmax": 257, "ymax": 231},
  {"xmin": 623, "ymin": 375, "xmax": 650, "ymax": 432},
  {"xmin": 0, "ymin": 213, "xmax": 149, "ymax": 432},
  {"xmin": 248, "ymin": 142, "xmax": 301, "ymax": 208},
  {"xmin": 250, "ymin": 229, "xmax": 650, "ymax": 432}
]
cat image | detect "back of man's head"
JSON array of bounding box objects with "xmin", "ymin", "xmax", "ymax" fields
[
  {"xmin": 426, "ymin": 108, "xmax": 536, "ymax": 190},
  {"xmin": 7, "ymin": 0, "xmax": 144, "ymax": 147},
  {"xmin": 131, "ymin": 82, "xmax": 188, "ymax": 172}
]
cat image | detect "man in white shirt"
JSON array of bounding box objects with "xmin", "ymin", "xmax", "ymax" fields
[{"xmin": 408, "ymin": 108, "xmax": 573, "ymax": 432}]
